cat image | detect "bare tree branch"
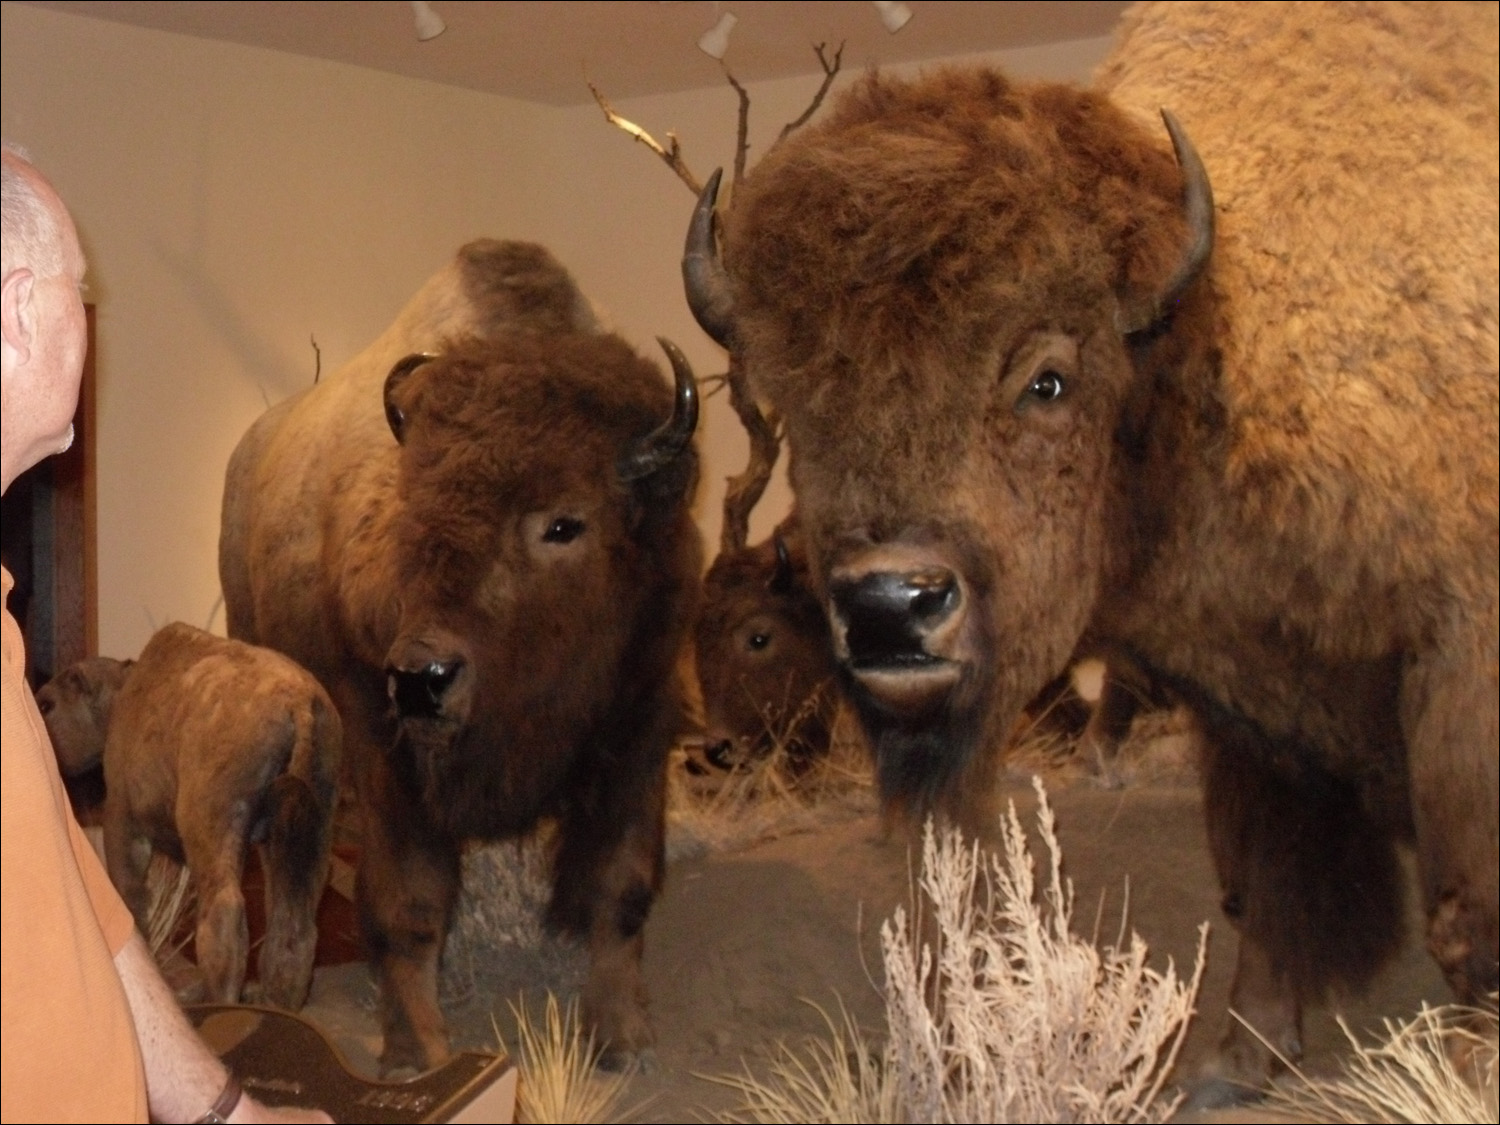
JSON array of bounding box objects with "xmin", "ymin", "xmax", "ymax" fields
[
  {"xmin": 719, "ymin": 353, "xmax": 783, "ymax": 555},
  {"xmin": 310, "ymin": 334, "xmax": 322, "ymax": 384},
  {"xmin": 588, "ymin": 80, "xmax": 702, "ymax": 195},
  {"xmin": 777, "ymin": 42, "xmax": 845, "ymax": 144},
  {"xmin": 589, "ymin": 47, "xmax": 843, "ymax": 555},
  {"xmin": 724, "ymin": 68, "xmax": 752, "ymax": 188}
]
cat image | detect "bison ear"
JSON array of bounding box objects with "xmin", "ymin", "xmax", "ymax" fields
[{"xmin": 383, "ymin": 353, "xmax": 438, "ymax": 443}]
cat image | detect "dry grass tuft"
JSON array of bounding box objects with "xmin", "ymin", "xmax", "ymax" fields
[
  {"xmin": 1258, "ymin": 1003, "xmax": 1498, "ymax": 1124},
  {"xmin": 710, "ymin": 777, "xmax": 1206, "ymax": 1123},
  {"xmin": 668, "ymin": 698, "xmax": 874, "ymax": 858},
  {"xmin": 145, "ymin": 853, "xmax": 194, "ymax": 958},
  {"xmin": 704, "ymin": 1000, "xmax": 899, "ymax": 1123},
  {"xmin": 510, "ymin": 993, "xmax": 635, "ymax": 1125}
]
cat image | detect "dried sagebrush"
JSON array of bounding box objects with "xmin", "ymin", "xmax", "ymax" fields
[
  {"xmin": 510, "ymin": 992, "xmax": 635, "ymax": 1124},
  {"xmin": 1259, "ymin": 1003, "xmax": 1498, "ymax": 1124},
  {"xmin": 712, "ymin": 778, "xmax": 1206, "ymax": 1123}
]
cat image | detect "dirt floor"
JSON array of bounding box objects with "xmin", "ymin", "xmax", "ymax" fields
[{"xmin": 284, "ymin": 716, "xmax": 1451, "ymax": 1124}]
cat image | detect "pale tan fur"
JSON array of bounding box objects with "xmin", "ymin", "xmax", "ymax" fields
[{"xmin": 40, "ymin": 624, "xmax": 340, "ymax": 1009}]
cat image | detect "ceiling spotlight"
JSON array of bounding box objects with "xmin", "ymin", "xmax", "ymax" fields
[
  {"xmin": 411, "ymin": 1, "xmax": 446, "ymax": 42},
  {"xmin": 698, "ymin": 11, "xmax": 737, "ymax": 60},
  {"xmin": 872, "ymin": 1, "xmax": 913, "ymax": 34}
]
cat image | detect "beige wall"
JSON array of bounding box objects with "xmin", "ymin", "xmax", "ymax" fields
[{"xmin": 2, "ymin": 1, "xmax": 1111, "ymax": 658}]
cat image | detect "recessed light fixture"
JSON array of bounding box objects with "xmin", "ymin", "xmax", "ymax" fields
[
  {"xmin": 411, "ymin": 1, "xmax": 446, "ymax": 42},
  {"xmin": 873, "ymin": 1, "xmax": 913, "ymax": 34},
  {"xmin": 698, "ymin": 10, "xmax": 738, "ymax": 60}
]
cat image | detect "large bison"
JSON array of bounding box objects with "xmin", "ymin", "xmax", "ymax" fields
[
  {"xmin": 37, "ymin": 624, "xmax": 339, "ymax": 1009},
  {"xmin": 220, "ymin": 241, "xmax": 701, "ymax": 1071},
  {"xmin": 686, "ymin": 0, "xmax": 1498, "ymax": 1090}
]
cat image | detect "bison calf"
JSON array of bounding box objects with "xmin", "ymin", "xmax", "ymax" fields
[{"xmin": 38, "ymin": 623, "xmax": 340, "ymax": 1009}]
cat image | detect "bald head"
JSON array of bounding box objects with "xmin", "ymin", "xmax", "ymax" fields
[
  {"xmin": 2, "ymin": 144, "xmax": 69, "ymax": 279},
  {"xmin": 2, "ymin": 144, "xmax": 88, "ymax": 494}
]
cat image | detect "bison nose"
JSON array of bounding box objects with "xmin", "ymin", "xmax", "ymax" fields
[
  {"xmin": 830, "ymin": 567, "xmax": 959, "ymax": 669},
  {"xmin": 704, "ymin": 739, "xmax": 738, "ymax": 771},
  {"xmin": 387, "ymin": 659, "xmax": 464, "ymax": 719}
]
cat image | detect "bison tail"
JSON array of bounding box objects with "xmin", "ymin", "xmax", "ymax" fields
[
  {"xmin": 267, "ymin": 775, "xmax": 331, "ymax": 897},
  {"xmin": 258, "ymin": 773, "xmax": 333, "ymax": 1009},
  {"xmin": 258, "ymin": 694, "xmax": 339, "ymax": 1009}
]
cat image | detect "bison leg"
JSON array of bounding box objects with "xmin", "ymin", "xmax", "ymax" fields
[
  {"xmin": 1402, "ymin": 630, "xmax": 1500, "ymax": 1005},
  {"xmin": 258, "ymin": 774, "xmax": 333, "ymax": 1010},
  {"xmin": 356, "ymin": 751, "xmax": 460, "ymax": 1075},
  {"xmin": 1194, "ymin": 696, "xmax": 1405, "ymax": 1096},
  {"xmin": 1077, "ymin": 659, "xmax": 1146, "ymax": 784},
  {"xmin": 193, "ymin": 864, "xmax": 250, "ymax": 1005},
  {"xmin": 550, "ymin": 740, "xmax": 668, "ymax": 1067},
  {"xmin": 175, "ymin": 798, "xmax": 253, "ymax": 1005},
  {"xmin": 102, "ymin": 798, "xmax": 154, "ymax": 932},
  {"xmin": 579, "ymin": 820, "xmax": 659, "ymax": 1067}
]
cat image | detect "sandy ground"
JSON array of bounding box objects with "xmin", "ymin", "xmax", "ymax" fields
[{"xmin": 286, "ymin": 719, "xmax": 1451, "ymax": 1124}]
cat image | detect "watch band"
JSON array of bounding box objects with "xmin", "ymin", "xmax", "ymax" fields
[{"xmin": 194, "ymin": 1072, "xmax": 243, "ymax": 1124}]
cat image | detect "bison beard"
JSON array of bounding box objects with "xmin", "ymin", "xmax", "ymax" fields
[
  {"xmin": 221, "ymin": 242, "xmax": 701, "ymax": 1073},
  {"xmin": 687, "ymin": 1, "xmax": 1498, "ymax": 1099}
]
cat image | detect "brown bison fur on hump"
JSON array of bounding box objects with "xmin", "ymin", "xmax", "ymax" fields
[
  {"xmin": 37, "ymin": 624, "xmax": 339, "ymax": 1010},
  {"xmin": 221, "ymin": 239, "xmax": 701, "ymax": 1073},
  {"xmin": 694, "ymin": 515, "xmax": 837, "ymax": 770},
  {"xmin": 714, "ymin": 1, "xmax": 1497, "ymax": 1094}
]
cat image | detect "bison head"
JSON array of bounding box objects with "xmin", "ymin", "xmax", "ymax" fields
[
  {"xmin": 694, "ymin": 522, "xmax": 837, "ymax": 770},
  {"xmin": 376, "ymin": 332, "xmax": 699, "ymax": 835},
  {"xmin": 687, "ymin": 71, "xmax": 1211, "ymax": 816}
]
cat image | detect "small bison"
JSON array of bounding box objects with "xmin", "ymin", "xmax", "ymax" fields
[
  {"xmin": 694, "ymin": 517, "xmax": 837, "ymax": 771},
  {"xmin": 220, "ymin": 241, "xmax": 701, "ymax": 1071},
  {"xmin": 686, "ymin": 0, "xmax": 1498, "ymax": 1091},
  {"xmin": 37, "ymin": 623, "xmax": 339, "ymax": 1009}
]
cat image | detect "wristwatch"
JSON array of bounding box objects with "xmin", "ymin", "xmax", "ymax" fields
[{"xmin": 194, "ymin": 1073, "xmax": 243, "ymax": 1124}]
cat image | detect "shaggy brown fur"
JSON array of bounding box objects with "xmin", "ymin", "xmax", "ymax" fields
[
  {"xmin": 220, "ymin": 241, "xmax": 701, "ymax": 1073},
  {"xmin": 694, "ymin": 516, "xmax": 837, "ymax": 770},
  {"xmin": 36, "ymin": 624, "xmax": 339, "ymax": 1009},
  {"xmin": 715, "ymin": 0, "xmax": 1497, "ymax": 1093}
]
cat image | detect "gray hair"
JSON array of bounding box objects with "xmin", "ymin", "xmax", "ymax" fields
[{"xmin": 2, "ymin": 141, "xmax": 67, "ymax": 279}]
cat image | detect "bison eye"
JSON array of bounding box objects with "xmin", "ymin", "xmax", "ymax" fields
[
  {"xmin": 1026, "ymin": 370, "xmax": 1067, "ymax": 403},
  {"xmin": 543, "ymin": 516, "xmax": 585, "ymax": 544},
  {"xmin": 747, "ymin": 632, "xmax": 771, "ymax": 652}
]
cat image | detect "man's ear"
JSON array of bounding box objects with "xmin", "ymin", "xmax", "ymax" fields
[{"xmin": 1, "ymin": 267, "xmax": 36, "ymax": 364}]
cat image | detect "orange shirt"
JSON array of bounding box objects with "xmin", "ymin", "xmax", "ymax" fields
[{"xmin": 2, "ymin": 566, "xmax": 148, "ymax": 1123}]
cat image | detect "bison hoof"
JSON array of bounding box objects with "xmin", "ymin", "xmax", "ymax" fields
[
  {"xmin": 597, "ymin": 1043, "xmax": 656, "ymax": 1074},
  {"xmin": 379, "ymin": 1033, "xmax": 451, "ymax": 1079},
  {"xmin": 1179, "ymin": 1074, "xmax": 1263, "ymax": 1112}
]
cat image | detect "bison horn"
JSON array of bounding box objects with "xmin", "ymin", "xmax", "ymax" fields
[
  {"xmin": 383, "ymin": 352, "xmax": 438, "ymax": 443},
  {"xmin": 682, "ymin": 168, "xmax": 735, "ymax": 350},
  {"xmin": 1116, "ymin": 110, "xmax": 1215, "ymax": 336},
  {"xmin": 769, "ymin": 534, "xmax": 794, "ymax": 596},
  {"xmin": 618, "ymin": 338, "xmax": 699, "ymax": 482}
]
